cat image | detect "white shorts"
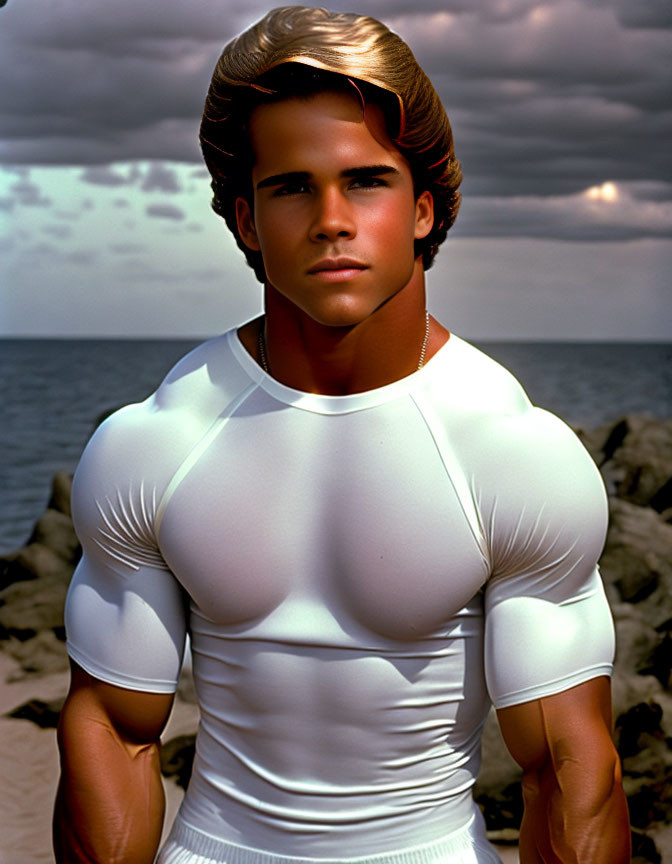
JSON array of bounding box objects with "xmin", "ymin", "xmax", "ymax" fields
[{"xmin": 156, "ymin": 809, "xmax": 503, "ymax": 864}]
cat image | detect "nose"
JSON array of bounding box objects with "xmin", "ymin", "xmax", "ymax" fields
[{"xmin": 309, "ymin": 186, "xmax": 356, "ymax": 243}]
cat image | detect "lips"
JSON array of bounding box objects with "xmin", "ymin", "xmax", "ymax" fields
[{"xmin": 307, "ymin": 257, "xmax": 368, "ymax": 274}]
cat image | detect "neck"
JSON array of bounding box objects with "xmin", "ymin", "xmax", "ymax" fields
[{"xmin": 250, "ymin": 261, "xmax": 448, "ymax": 395}]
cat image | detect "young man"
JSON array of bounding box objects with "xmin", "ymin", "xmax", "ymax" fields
[{"xmin": 54, "ymin": 7, "xmax": 630, "ymax": 864}]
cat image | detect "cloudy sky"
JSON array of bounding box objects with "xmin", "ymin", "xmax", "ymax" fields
[{"xmin": 1, "ymin": 0, "xmax": 670, "ymax": 339}]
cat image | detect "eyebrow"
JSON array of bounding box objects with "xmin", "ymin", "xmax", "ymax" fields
[{"xmin": 256, "ymin": 164, "xmax": 400, "ymax": 190}]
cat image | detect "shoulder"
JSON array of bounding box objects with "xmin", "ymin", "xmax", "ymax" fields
[
  {"xmin": 151, "ymin": 329, "xmax": 253, "ymax": 416},
  {"xmin": 71, "ymin": 329, "xmax": 251, "ymax": 535},
  {"xmin": 475, "ymin": 404, "xmax": 606, "ymax": 504},
  {"xmin": 421, "ymin": 334, "xmax": 532, "ymax": 417},
  {"xmin": 424, "ymin": 338, "xmax": 609, "ymax": 573},
  {"xmin": 476, "ymin": 407, "xmax": 609, "ymax": 587}
]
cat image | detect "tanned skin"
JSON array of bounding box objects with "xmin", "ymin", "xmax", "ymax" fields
[
  {"xmin": 54, "ymin": 90, "xmax": 630, "ymax": 863},
  {"xmin": 498, "ymin": 676, "xmax": 630, "ymax": 863},
  {"xmin": 54, "ymin": 662, "xmax": 174, "ymax": 864}
]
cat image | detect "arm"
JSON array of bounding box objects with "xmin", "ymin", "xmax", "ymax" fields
[
  {"xmin": 54, "ymin": 660, "xmax": 175, "ymax": 864},
  {"xmin": 497, "ymin": 676, "xmax": 630, "ymax": 864},
  {"xmin": 53, "ymin": 403, "xmax": 190, "ymax": 862}
]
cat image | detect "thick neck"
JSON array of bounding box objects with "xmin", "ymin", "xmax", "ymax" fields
[{"xmin": 252, "ymin": 260, "xmax": 448, "ymax": 396}]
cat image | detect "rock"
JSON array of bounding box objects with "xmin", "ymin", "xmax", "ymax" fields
[
  {"xmin": 0, "ymin": 575, "xmax": 68, "ymax": 636},
  {"xmin": 160, "ymin": 734, "xmax": 196, "ymax": 790},
  {"xmin": 631, "ymin": 829, "xmax": 662, "ymax": 864},
  {"xmin": 611, "ymin": 602, "xmax": 663, "ymax": 681},
  {"xmin": 28, "ymin": 509, "xmax": 80, "ymax": 567},
  {"xmin": 48, "ymin": 470, "xmax": 73, "ymax": 518},
  {"xmin": 577, "ymin": 415, "xmax": 672, "ymax": 510},
  {"xmin": 599, "ymin": 498, "xmax": 672, "ymax": 618},
  {"xmin": 0, "ymin": 542, "xmax": 75, "ymax": 589},
  {"xmin": 603, "ymin": 416, "xmax": 672, "ymax": 510},
  {"xmin": 7, "ymin": 697, "xmax": 64, "ymax": 729},
  {"xmin": 0, "ymin": 478, "xmax": 79, "ymax": 591},
  {"xmin": 615, "ymin": 701, "xmax": 664, "ymax": 759},
  {"xmin": 3, "ymin": 630, "xmax": 69, "ymax": 679}
]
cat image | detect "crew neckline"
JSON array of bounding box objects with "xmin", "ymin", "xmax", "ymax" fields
[{"xmin": 227, "ymin": 326, "xmax": 457, "ymax": 415}]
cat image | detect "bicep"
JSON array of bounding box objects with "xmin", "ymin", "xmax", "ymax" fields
[
  {"xmin": 484, "ymin": 566, "xmax": 615, "ymax": 709},
  {"xmin": 65, "ymin": 553, "xmax": 188, "ymax": 694},
  {"xmin": 61, "ymin": 660, "xmax": 175, "ymax": 748},
  {"xmin": 496, "ymin": 676, "xmax": 614, "ymax": 774}
]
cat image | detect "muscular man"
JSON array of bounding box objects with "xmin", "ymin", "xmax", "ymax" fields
[{"xmin": 54, "ymin": 7, "xmax": 630, "ymax": 863}]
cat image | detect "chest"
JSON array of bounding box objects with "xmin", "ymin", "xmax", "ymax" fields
[{"xmin": 157, "ymin": 398, "xmax": 489, "ymax": 641}]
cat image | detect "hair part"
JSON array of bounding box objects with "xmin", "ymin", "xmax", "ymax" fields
[{"xmin": 200, "ymin": 5, "xmax": 462, "ymax": 284}]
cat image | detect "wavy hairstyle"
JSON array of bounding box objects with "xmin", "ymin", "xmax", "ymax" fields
[{"xmin": 200, "ymin": 6, "xmax": 462, "ymax": 283}]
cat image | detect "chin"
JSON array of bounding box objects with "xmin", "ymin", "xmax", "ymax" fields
[{"xmin": 303, "ymin": 304, "xmax": 377, "ymax": 329}]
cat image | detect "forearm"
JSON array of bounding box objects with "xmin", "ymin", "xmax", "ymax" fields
[
  {"xmin": 54, "ymin": 700, "xmax": 166, "ymax": 864},
  {"xmin": 519, "ymin": 755, "xmax": 630, "ymax": 864}
]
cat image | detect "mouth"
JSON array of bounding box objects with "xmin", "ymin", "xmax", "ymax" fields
[{"xmin": 307, "ymin": 258, "xmax": 369, "ymax": 281}]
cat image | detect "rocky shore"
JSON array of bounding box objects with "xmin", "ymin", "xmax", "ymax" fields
[{"xmin": 1, "ymin": 413, "xmax": 670, "ymax": 863}]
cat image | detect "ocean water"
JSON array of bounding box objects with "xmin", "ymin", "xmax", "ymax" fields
[{"xmin": 1, "ymin": 337, "xmax": 670, "ymax": 554}]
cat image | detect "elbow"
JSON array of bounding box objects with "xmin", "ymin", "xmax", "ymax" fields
[
  {"xmin": 556, "ymin": 741, "xmax": 623, "ymax": 814},
  {"xmin": 550, "ymin": 748, "xmax": 631, "ymax": 863}
]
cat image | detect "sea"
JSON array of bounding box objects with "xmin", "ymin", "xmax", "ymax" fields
[{"xmin": 1, "ymin": 337, "xmax": 670, "ymax": 555}]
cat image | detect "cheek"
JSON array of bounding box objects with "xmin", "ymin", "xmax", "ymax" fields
[
  {"xmin": 363, "ymin": 199, "xmax": 418, "ymax": 249},
  {"xmin": 256, "ymin": 214, "xmax": 298, "ymax": 262}
]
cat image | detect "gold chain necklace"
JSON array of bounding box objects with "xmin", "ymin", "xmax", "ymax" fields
[{"xmin": 257, "ymin": 311, "xmax": 431, "ymax": 375}]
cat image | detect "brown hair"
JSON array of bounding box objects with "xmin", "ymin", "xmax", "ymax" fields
[{"xmin": 200, "ymin": 6, "xmax": 462, "ymax": 283}]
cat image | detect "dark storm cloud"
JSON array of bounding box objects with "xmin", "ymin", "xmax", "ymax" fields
[
  {"xmin": 453, "ymin": 181, "xmax": 672, "ymax": 242},
  {"xmin": 41, "ymin": 224, "xmax": 72, "ymax": 239},
  {"xmin": 81, "ymin": 166, "xmax": 136, "ymax": 187},
  {"xmin": 80, "ymin": 162, "xmax": 182, "ymax": 192},
  {"xmin": 1, "ymin": 0, "xmax": 669, "ymax": 242},
  {"xmin": 145, "ymin": 203, "xmax": 186, "ymax": 220},
  {"xmin": 593, "ymin": 0, "xmax": 672, "ymax": 30},
  {"xmin": 9, "ymin": 177, "xmax": 51, "ymax": 207},
  {"xmin": 66, "ymin": 249, "xmax": 99, "ymax": 266},
  {"xmin": 110, "ymin": 242, "xmax": 146, "ymax": 254},
  {"xmin": 140, "ymin": 163, "xmax": 182, "ymax": 193},
  {"xmin": 392, "ymin": 2, "xmax": 671, "ymax": 196}
]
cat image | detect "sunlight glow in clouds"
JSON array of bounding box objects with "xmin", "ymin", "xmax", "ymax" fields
[
  {"xmin": 427, "ymin": 11, "xmax": 455, "ymax": 28},
  {"xmin": 585, "ymin": 182, "xmax": 619, "ymax": 202}
]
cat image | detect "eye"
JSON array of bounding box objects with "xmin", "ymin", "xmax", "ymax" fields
[
  {"xmin": 273, "ymin": 182, "xmax": 310, "ymax": 197},
  {"xmin": 351, "ymin": 176, "xmax": 387, "ymax": 189}
]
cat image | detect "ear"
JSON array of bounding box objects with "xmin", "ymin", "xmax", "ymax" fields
[
  {"xmin": 235, "ymin": 197, "xmax": 261, "ymax": 251},
  {"xmin": 414, "ymin": 190, "xmax": 434, "ymax": 240}
]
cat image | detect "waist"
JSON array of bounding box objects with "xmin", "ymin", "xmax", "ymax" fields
[{"xmin": 159, "ymin": 806, "xmax": 502, "ymax": 864}]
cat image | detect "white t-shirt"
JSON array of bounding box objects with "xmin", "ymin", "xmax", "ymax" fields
[{"xmin": 65, "ymin": 329, "xmax": 614, "ymax": 862}]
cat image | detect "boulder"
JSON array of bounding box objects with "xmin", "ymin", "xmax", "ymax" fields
[
  {"xmin": 1, "ymin": 541, "xmax": 76, "ymax": 588},
  {"xmin": 48, "ymin": 470, "xmax": 73, "ymax": 518},
  {"xmin": 0, "ymin": 576, "xmax": 68, "ymax": 637},
  {"xmin": 599, "ymin": 498, "xmax": 672, "ymax": 619},
  {"xmin": 578, "ymin": 415, "xmax": 672, "ymax": 511},
  {"xmin": 28, "ymin": 508, "xmax": 80, "ymax": 567},
  {"xmin": 3, "ymin": 630, "xmax": 69, "ymax": 680}
]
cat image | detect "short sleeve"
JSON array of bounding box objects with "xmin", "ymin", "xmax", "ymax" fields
[
  {"xmin": 65, "ymin": 403, "xmax": 187, "ymax": 693},
  {"xmin": 481, "ymin": 408, "xmax": 615, "ymax": 709}
]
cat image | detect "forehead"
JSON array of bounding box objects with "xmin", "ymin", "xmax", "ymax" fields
[{"xmin": 247, "ymin": 90, "xmax": 407, "ymax": 175}]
